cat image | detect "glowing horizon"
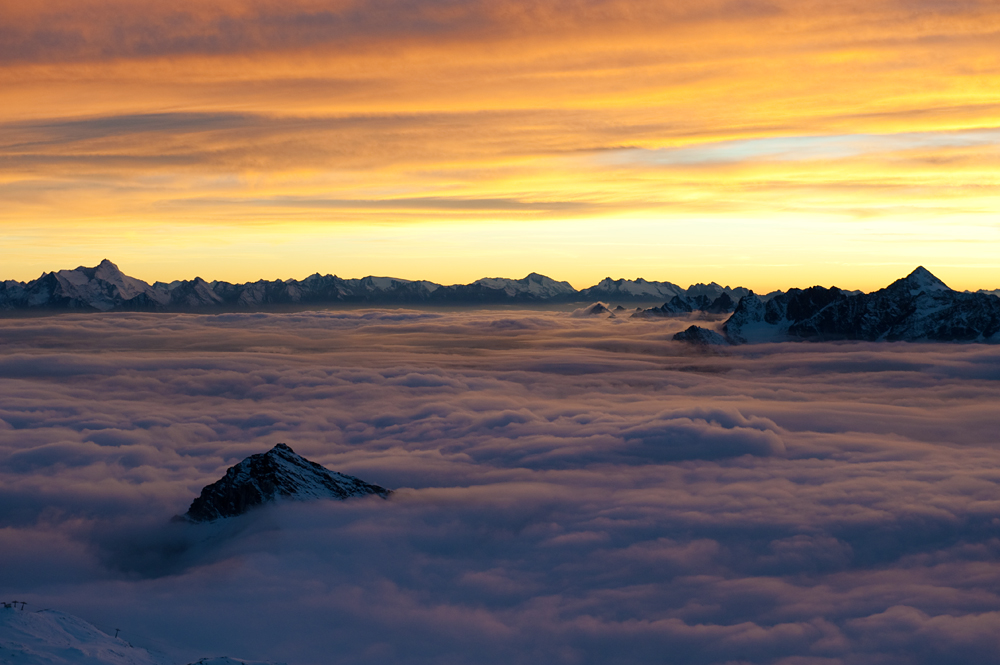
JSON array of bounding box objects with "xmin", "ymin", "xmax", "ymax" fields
[{"xmin": 2, "ymin": 0, "xmax": 999, "ymax": 291}]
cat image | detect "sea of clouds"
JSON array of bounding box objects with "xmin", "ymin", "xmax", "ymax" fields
[{"xmin": 2, "ymin": 309, "xmax": 1000, "ymax": 664}]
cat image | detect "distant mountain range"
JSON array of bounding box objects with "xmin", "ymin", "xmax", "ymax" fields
[
  {"xmin": 3, "ymin": 262, "xmax": 998, "ymax": 344},
  {"xmin": 675, "ymin": 267, "xmax": 1000, "ymax": 344},
  {"xmin": 0, "ymin": 260, "xmax": 750, "ymax": 312}
]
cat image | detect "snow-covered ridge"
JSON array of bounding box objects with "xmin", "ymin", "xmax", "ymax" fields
[
  {"xmin": 0, "ymin": 606, "xmax": 283, "ymax": 665},
  {"xmin": 709, "ymin": 266, "xmax": 1000, "ymax": 344},
  {"xmin": 182, "ymin": 443, "xmax": 391, "ymax": 522},
  {"xmin": 473, "ymin": 273, "xmax": 576, "ymax": 299},
  {"xmin": 0, "ymin": 606, "xmax": 171, "ymax": 665},
  {"xmin": 0, "ymin": 260, "xmax": 752, "ymax": 312}
]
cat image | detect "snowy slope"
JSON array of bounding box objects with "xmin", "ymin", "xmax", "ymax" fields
[
  {"xmin": 182, "ymin": 443, "xmax": 391, "ymax": 522},
  {"xmin": 471, "ymin": 273, "xmax": 577, "ymax": 299},
  {"xmin": 0, "ymin": 606, "xmax": 285, "ymax": 665},
  {"xmin": 577, "ymin": 277, "xmax": 685, "ymax": 301},
  {"xmin": 0, "ymin": 606, "xmax": 171, "ymax": 665}
]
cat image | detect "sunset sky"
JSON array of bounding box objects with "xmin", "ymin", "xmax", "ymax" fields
[{"xmin": 2, "ymin": 0, "xmax": 999, "ymax": 291}]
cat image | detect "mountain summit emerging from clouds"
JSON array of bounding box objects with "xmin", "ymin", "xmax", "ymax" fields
[{"xmin": 182, "ymin": 444, "xmax": 391, "ymax": 523}]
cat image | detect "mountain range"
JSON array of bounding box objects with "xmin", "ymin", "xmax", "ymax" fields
[
  {"xmin": 0, "ymin": 260, "xmax": 748, "ymax": 312},
  {"xmin": 676, "ymin": 267, "xmax": 1000, "ymax": 344},
  {"xmin": 3, "ymin": 262, "xmax": 998, "ymax": 344}
]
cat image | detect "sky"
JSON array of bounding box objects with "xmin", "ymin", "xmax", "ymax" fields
[
  {"xmin": 3, "ymin": 310, "xmax": 1000, "ymax": 664},
  {"xmin": 2, "ymin": 0, "xmax": 1000, "ymax": 291}
]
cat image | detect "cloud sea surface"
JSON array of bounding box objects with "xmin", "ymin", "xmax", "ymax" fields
[{"xmin": 2, "ymin": 310, "xmax": 1000, "ymax": 664}]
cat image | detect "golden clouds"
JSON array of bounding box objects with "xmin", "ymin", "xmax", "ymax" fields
[{"xmin": 1, "ymin": 0, "xmax": 999, "ymax": 288}]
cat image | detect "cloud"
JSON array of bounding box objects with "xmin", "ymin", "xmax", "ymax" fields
[{"xmin": 2, "ymin": 310, "xmax": 1000, "ymax": 663}]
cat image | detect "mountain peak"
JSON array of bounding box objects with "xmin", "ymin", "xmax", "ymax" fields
[
  {"xmin": 897, "ymin": 266, "xmax": 952, "ymax": 295},
  {"xmin": 182, "ymin": 443, "xmax": 390, "ymax": 522}
]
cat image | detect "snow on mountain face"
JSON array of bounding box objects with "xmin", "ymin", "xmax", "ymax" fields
[
  {"xmin": 721, "ymin": 267, "xmax": 1000, "ymax": 344},
  {"xmin": 895, "ymin": 265, "xmax": 952, "ymax": 296},
  {"xmin": 10, "ymin": 260, "xmax": 162, "ymax": 312},
  {"xmin": 182, "ymin": 444, "xmax": 391, "ymax": 523},
  {"xmin": 0, "ymin": 606, "xmax": 171, "ymax": 665},
  {"xmin": 472, "ymin": 273, "xmax": 577, "ymax": 299},
  {"xmin": 578, "ymin": 277, "xmax": 685, "ymax": 301},
  {"xmin": 722, "ymin": 292, "xmax": 770, "ymax": 344}
]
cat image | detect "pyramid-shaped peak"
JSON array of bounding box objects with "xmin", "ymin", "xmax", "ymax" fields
[{"xmin": 903, "ymin": 266, "xmax": 951, "ymax": 293}]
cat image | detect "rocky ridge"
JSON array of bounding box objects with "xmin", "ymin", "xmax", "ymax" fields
[{"xmin": 673, "ymin": 267, "xmax": 1000, "ymax": 345}]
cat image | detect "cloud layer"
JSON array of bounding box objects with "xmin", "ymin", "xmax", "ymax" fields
[{"xmin": 2, "ymin": 310, "xmax": 1000, "ymax": 664}]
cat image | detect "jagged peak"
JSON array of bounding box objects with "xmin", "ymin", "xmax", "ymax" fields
[{"xmin": 182, "ymin": 442, "xmax": 390, "ymax": 522}]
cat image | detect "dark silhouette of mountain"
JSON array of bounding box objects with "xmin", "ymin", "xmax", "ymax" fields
[{"xmin": 673, "ymin": 325, "xmax": 729, "ymax": 345}]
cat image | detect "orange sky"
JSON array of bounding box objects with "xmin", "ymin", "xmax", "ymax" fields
[{"xmin": 2, "ymin": 0, "xmax": 999, "ymax": 291}]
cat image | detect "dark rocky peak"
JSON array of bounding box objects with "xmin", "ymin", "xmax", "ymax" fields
[
  {"xmin": 572, "ymin": 302, "xmax": 612, "ymax": 317},
  {"xmin": 673, "ymin": 325, "xmax": 729, "ymax": 345},
  {"xmin": 780, "ymin": 286, "xmax": 849, "ymax": 321},
  {"xmin": 705, "ymin": 292, "xmax": 736, "ymax": 314},
  {"xmin": 182, "ymin": 443, "xmax": 391, "ymax": 523},
  {"xmin": 662, "ymin": 295, "xmax": 694, "ymax": 314}
]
